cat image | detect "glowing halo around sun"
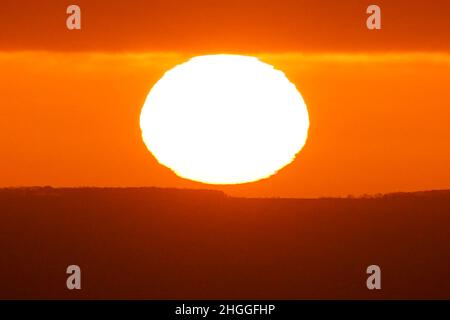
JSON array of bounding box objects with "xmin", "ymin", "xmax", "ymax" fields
[{"xmin": 140, "ymin": 54, "xmax": 309, "ymax": 185}]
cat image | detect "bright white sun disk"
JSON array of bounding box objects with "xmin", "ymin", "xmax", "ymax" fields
[{"xmin": 140, "ymin": 54, "xmax": 309, "ymax": 184}]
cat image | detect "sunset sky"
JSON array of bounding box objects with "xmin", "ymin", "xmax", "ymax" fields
[{"xmin": 1, "ymin": 0, "xmax": 449, "ymax": 197}]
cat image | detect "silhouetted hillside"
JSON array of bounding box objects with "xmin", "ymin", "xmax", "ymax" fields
[{"xmin": 0, "ymin": 187, "xmax": 449, "ymax": 299}]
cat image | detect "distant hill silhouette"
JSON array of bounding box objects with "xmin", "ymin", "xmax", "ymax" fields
[{"xmin": 0, "ymin": 187, "xmax": 449, "ymax": 299}]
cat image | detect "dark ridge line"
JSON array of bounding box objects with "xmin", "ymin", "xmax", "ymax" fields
[{"xmin": 1, "ymin": 186, "xmax": 449, "ymax": 201}]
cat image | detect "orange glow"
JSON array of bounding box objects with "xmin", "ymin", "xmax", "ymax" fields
[
  {"xmin": 1, "ymin": 0, "xmax": 450, "ymax": 197},
  {"xmin": 0, "ymin": 52, "xmax": 449, "ymax": 196}
]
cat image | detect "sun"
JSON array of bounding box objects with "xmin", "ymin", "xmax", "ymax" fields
[{"xmin": 140, "ymin": 54, "xmax": 309, "ymax": 184}]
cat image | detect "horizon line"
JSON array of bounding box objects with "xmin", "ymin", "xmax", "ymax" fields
[{"xmin": 1, "ymin": 185, "xmax": 449, "ymax": 201}]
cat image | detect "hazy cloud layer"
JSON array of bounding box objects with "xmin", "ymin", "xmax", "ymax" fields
[{"xmin": 1, "ymin": 0, "xmax": 449, "ymax": 53}]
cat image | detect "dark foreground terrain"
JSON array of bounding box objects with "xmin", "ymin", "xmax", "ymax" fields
[{"xmin": 0, "ymin": 187, "xmax": 449, "ymax": 299}]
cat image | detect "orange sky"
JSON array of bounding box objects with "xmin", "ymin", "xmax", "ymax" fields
[{"xmin": 0, "ymin": 1, "xmax": 449, "ymax": 197}]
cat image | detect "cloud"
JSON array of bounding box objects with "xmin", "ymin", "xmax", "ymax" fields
[{"xmin": 0, "ymin": 0, "xmax": 449, "ymax": 53}]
